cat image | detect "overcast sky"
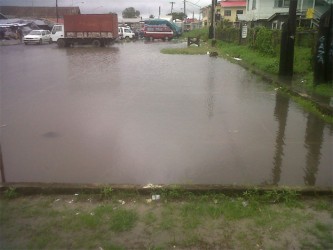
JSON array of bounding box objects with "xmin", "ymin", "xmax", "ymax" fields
[{"xmin": 0, "ymin": 0, "xmax": 212, "ymax": 18}]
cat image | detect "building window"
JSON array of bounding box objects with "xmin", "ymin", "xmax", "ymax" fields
[
  {"xmin": 252, "ymin": 0, "xmax": 256, "ymax": 10},
  {"xmin": 224, "ymin": 10, "xmax": 231, "ymax": 16},
  {"xmin": 236, "ymin": 10, "xmax": 243, "ymax": 15},
  {"xmin": 274, "ymin": 0, "xmax": 290, "ymax": 8}
]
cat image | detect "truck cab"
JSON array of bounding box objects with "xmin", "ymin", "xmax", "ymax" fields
[
  {"xmin": 118, "ymin": 26, "xmax": 135, "ymax": 40},
  {"xmin": 50, "ymin": 24, "xmax": 64, "ymax": 42}
]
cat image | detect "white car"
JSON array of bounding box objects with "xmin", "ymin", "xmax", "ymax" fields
[{"xmin": 23, "ymin": 30, "xmax": 52, "ymax": 45}]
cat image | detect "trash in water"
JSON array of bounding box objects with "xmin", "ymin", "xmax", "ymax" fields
[
  {"xmin": 68, "ymin": 199, "xmax": 74, "ymax": 204},
  {"xmin": 54, "ymin": 198, "xmax": 61, "ymax": 202}
]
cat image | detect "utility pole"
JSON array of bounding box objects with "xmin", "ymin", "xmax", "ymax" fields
[
  {"xmin": 209, "ymin": 0, "xmax": 215, "ymax": 39},
  {"xmin": 278, "ymin": 0, "xmax": 298, "ymax": 80},
  {"xmin": 170, "ymin": 2, "xmax": 175, "ymax": 14},
  {"xmin": 184, "ymin": 0, "xmax": 186, "ymax": 17},
  {"xmin": 56, "ymin": 0, "xmax": 59, "ymax": 23},
  {"xmin": 159, "ymin": 6, "xmax": 161, "ymax": 18}
]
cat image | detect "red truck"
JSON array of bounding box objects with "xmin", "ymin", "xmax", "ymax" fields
[{"xmin": 51, "ymin": 14, "xmax": 118, "ymax": 47}]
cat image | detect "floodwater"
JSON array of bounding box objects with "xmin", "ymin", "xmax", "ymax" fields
[{"xmin": 0, "ymin": 41, "xmax": 332, "ymax": 188}]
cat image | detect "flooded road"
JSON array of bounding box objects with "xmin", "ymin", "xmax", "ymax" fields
[{"xmin": 1, "ymin": 41, "xmax": 332, "ymax": 188}]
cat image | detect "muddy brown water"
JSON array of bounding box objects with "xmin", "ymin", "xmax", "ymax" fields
[{"xmin": 0, "ymin": 41, "xmax": 332, "ymax": 188}]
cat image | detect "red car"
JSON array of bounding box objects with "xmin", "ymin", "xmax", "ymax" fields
[{"xmin": 143, "ymin": 25, "xmax": 174, "ymax": 41}]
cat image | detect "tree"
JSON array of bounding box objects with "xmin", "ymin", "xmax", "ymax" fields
[
  {"xmin": 168, "ymin": 12, "xmax": 187, "ymax": 21},
  {"xmin": 149, "ymin": 14, "xmax": 155, "ymax": 19},
  {"xmin": 122, "ymin": 7, "xmax": 140, "ymax": 18}
]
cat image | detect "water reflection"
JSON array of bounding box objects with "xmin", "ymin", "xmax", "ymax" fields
[
  {"xmin": 206, "ymin": 59, "xmax": 216, "ymax": 118},
  {"xmin": 272, "ymin": 93, "xmax": 290, "ymax": 185},
  {"xmin": 303, "ymin": 113, "xmax": 325, "ymax": 186}
]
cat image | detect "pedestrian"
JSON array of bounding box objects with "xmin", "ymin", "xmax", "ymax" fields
[{"xmin": 16, "ymin": 27, "xmax": 23, "ymax": 42}]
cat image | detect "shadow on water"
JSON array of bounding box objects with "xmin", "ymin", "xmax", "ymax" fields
[
  {"xmin": 303, "ymin": 113, "xmax": 325, "ymax": 186},
  {"xmin": 272, "ymin": 93, "xmax": 290, "ymax": 185},
  {"xmin": 272, "ymin": 91, "xmax": 329, "ymax": 187}
]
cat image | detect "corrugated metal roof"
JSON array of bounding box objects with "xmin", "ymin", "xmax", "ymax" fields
[{"xmin": 221, "ymin": 1, "xmax": 246, "ymax": 7}]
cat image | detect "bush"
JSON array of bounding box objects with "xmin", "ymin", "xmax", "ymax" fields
[{"xmin": 253, "ymin": 27, "xmax": 280, "ymax": 56}]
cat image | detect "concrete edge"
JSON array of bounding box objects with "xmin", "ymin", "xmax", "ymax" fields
[{"xmin": 0, "ymin": 183, "xmax": 332, "ymax": 196}]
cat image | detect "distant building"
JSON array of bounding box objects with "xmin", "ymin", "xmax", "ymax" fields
[
  {"xmin": 184, "ymin": 18, "xmax": 202, "ymax": 31},
  {"xmin": 118, "ymin": 17, "xmax": 142, "ymax": 31},
  {"xmin": 201, "ymin": 5, "xmax": 212, "ymax": 27},
  {"xmin": 220, "ymin": 0, "xmax": 246, "ymax": 23},
  {"xmin": 244, "ymin": 0, "xmax": 332, "ymax": 28},
  {"xmin": 0, "ymin": 6, "xmax": 80, "ymax": 19}
]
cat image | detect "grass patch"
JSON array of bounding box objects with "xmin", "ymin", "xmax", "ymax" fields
[
  {"xmin": 0, "ymin": 191, "xmax": 332, "ymax": 249},
  {"xmin": 109, "ymin": 208, "xmax": 138, "ymax": 232}
]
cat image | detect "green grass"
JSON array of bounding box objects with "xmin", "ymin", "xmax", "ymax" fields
[{"xmin": 0, "ymin": 190, "xmax": 332, "ymax": 249}]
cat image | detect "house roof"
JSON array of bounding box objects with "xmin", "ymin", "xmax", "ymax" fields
[{"xmin": 221, "ymin": 1, "xmax": 246, "ymax": 7}]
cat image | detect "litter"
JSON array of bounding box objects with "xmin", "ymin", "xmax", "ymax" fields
[
  {"xmin": 242, "ymin": 201, "xmax": 249, "ymax": 207},
  {"xmin": 118, "ymin": 200, "xmax": 125, "ymax": 205},
  {"xmin": 233, "ymin": 57, "xmax": 242, "ymax": 61},
  {"xmin": 143, "ymin": 183, "xmax": 162, "ymax": 189},
  {"xmin": 152, "ymin": 195, "xmax": 160, "ymax": 201},
  {"xmin": 146, "ymin": 199, "xmax": 152, "ymax": 203},
  {"xmin": 74, "ymin": 193, "xmax": 79, "ymax": 196}
]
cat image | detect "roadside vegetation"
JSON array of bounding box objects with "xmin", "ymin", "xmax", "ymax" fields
[
  {"xmin": 1, "ymin": 187, "xmax": 332, "ymax": 249},
  {"xmin": 162, "ymin": 28, "xmax": 333, "ymax": 123}
]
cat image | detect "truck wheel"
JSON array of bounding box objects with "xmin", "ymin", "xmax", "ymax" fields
[
  {"xmin": 92, "ymin": 39, "xmax": 101, "ymax": 47},
  {"xmin": 57, "ymin": 39, "xmax": 66, "ymax": 48}
]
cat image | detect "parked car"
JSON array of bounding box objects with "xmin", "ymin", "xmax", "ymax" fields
[
  {"xmin": 23, "ymin": 30, "xmax": 52, "ymax": 45},
  {"xmin": 143, "ymin": 25, "xmax": 174, "ymax": 41}
]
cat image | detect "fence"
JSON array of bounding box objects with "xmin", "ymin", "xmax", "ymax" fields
[{"xmin": 216, "ymin": 26, "xmax": 317, "ymax": 56}]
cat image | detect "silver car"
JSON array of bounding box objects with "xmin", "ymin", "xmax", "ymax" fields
[{"xmin": 23, "ymin": 30, "xmax": 52, "ymax": 45}]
